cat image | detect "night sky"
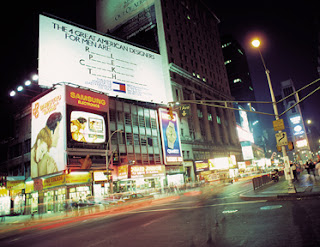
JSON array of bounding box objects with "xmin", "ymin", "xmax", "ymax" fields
[{"xmin": 1, "ymin": 1, "xmax": 319, "ymax": 139}]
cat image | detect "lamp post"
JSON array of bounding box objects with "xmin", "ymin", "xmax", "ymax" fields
[
  {"xmin": 106, "ymin": 129, "xmax": 123, "ymax": 194},
  {"xmin": 252, "ymin": 39, "xmax": 296, "ymax": 193}
]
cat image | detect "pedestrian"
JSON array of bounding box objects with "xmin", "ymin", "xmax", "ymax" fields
[
  {"xmin": 305, "ymin": 160, "xmax": 311, "ymax": 175},
  {"xmin": 309, "ymin": 160, "xmax": 316, "ymax": 176},
  {"xmin": 291, "ymin": 163, "xmax": 298, "ymax": 181}
]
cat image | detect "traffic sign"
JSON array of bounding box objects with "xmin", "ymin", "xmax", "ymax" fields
[
  {"xmin": 273, "ymin": 119, "xmax": 285, "ymax": 131},
  {"xmin": 275, "ymin": 132, "xmax": 288, "ymax": 146},
  {"xmin": 179, "ymin": 104, "xmax": 191, "ymax": 117}
]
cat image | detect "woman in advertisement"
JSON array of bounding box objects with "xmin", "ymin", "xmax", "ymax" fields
[{"xmin": 31, "ymin": 112, "xmax": 61, "ymax": 178}]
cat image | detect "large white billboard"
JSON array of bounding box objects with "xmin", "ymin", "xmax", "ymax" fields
[
  {"xmin": 31, "ymin": 86, "xmax": 66, "ymax": 178},
  {"xmin": 38, "ymin": 14, "xmax": 169, "ymax": 104}
]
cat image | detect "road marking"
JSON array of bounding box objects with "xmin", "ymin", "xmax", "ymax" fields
[
  {"xmin": 260, "ymin": 205, "xmax": 282, "ymax": 210},
  {"xmin": 222, "ymin": 210, "xmax": 238, "ymax": 214},
  {"xmin": 126, "ymin": 200, "xmax": 267, "ymax": 214}
]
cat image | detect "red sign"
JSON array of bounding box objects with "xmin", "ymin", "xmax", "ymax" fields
[
  {"xmin": 33, "ymin": 178, "xmax": 43, "ymax": 191},
  {"xmin": 65, "ymin": 86, "xmax": 109, "ymax": 112}
]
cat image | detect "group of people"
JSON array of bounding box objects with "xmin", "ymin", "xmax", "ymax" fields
[
  {"xmin": 289, "ymin": 159, "xmax": 320, "ymax": 182},
  {"xmin": 305, "ymin": 159, "xmax": 320, "ymax": 177}
]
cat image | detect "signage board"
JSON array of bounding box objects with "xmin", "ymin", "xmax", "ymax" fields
[
  {"xmin": 158, "ymin": 108, "xmax": 183, "ymax": 164},
  {"xmin": 273, "ymin": 119, "xmax": 285, "ymax": 131},
  {"xmin": 275, "ymin": 132, "xmax": 288, "ymax": 146},
  {"xmin": 31, "ymin": 86, "xmax": 66, "ymax": 178},
  {"xmin": 179, "ymin": 104, "xmax": 191, "ymax": 118},
  {"xmin": 39, "ymin": 14, "xmax": 170, "ymax": 104}
]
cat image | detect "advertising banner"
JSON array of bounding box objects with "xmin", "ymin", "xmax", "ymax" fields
[
  {"xmin": 158, "ymin": 108, "xmax": 183, "ymax": 164},
  {"xmin": 31, "ymin": 86, "xmax": 66, "ymax": 178},
  {"xmin": 96, "ymin": 0, "xmax": 155, "ymax": 32},
  {"xmin": 39, "ymin": 14, "xmax": 169, "ymax": 104},
  {"xmin": 129, "ymin": 165, "xmax": 165, "ymax": 178},
  {"xmin": 43, "ymin": 175, "xmax": 65, "ymax": 189}
]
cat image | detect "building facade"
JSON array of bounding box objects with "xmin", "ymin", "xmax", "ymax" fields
[{"xmin": 97, "ymin": 0, "xmax": 242, "ymax": 182}]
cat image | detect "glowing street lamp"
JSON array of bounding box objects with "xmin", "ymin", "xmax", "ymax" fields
[
  {"xmin": 251, "ymin": 38, "xmax": 296, "ymax": 193},
  {"xmin": 25, "ymin": 80, "xmax": 32, "ymax": 86},
  {"xmin": 17, "ymin": 86, "xmax": 24, "ymax": 92},
  {"xmin": 9, "ymin": 90, "xmax": 16, "ymax": 97}
]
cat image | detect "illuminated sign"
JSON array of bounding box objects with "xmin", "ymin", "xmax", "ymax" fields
[
  {"xmin": 158, "ymin": 108, "xmax": 183, "ymax": 164},
  {"xmin": 208, "ymin": 158, "xmax": 230, "ymax": 170},
  {"xmin": 195, "ymin": 161, "xmax": 209, "ymax": 172},
  {"xmin": 130, "ymin": 165, "xmax": 165, "ymax": 178},
  {"xmin": 293, "ymin": 125, "xmax": 304, "ymax": 135},
  {"xmin": 39, "ymin": 14, "xmax": 170, "ymax": 104},
  {"xmin": 296, "ymin": 139, "xmax": 308, "ymax": 148},
  {"xmin": 31, "ymin": 86, "xmax": 66, "ymax": 178},
  {"xmin": 290, "ymin": 115, "xmax": 301, "ymax": 124},
  {"xmin": 66, "ymin": 86, "xmax": 109, "ymax": 112},
  {"xmin": 236, "ymin": 125, "xmax": 254, "ymax": 143}
]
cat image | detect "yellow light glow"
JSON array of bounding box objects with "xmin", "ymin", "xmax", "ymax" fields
[{"xmin": 251, "ymin": 39, "xmax": 260, "ymax": 48}]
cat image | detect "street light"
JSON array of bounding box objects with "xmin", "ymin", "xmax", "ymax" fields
[
  {"xmin": 251, "ymin": 39, "xmax": 296, "ymax": 193},
  {"xmin": 106, "ymin": 129, "xmax": 123, "ymax": 194}
]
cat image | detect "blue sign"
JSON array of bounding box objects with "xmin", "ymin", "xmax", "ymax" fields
[{"xmin": 159, "ymin": 108, "xmax": 183, "ymax": 164}]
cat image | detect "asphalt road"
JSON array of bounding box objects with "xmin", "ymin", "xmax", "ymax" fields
[{"xmin": 1, "ymin": 181, "xmax": 320, "ymax": 247}]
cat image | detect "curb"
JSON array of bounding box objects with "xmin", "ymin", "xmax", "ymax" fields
[{"xmin": 240, "ymin": 191, "xmax": 320, "ymax": 201}]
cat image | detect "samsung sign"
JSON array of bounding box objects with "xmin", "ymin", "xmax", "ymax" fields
[
  {"xmin": 289, "ymin": 115, "xmax": 304, "ymax": 135},
  {"xmin": 38, "ymin": 15, "xmax": 170, "ymax": 104}
]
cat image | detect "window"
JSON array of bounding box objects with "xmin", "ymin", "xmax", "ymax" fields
[{"xmin": 217, "ymin": 116, "xmax": 221, "ymax": 124}]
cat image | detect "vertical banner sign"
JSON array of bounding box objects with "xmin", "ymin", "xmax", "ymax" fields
[
  {"xmin": 159, "ymin": 108, "xmax": 183, "ymax": 164},
  {"xmin": 31, "ymin": 87, "xmax": 66, "ymax": 178}
]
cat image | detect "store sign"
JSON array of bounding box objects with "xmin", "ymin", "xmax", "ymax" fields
[
  {"xmin": 159, "ymin": 108, "xmax": 183, "ymax": 164},
  {"xmin": 6, "ymin": 181, "xmax": 25, "ymax": 190},
  {"xmin": 118, "ymin": 165, "xmax": 128, "ymax": 180},
  {"xmin": 25, "ymin": 182, "xmax": 34, "ymax": 194},
  {"xmin": 165, "ymin": 165, "xmax": 184, "ymax": 174},
  {"xmin": 296, "ymin": 139, "xmax": 308, "ymax": 148},
  {"xmin": 241, "ymin": 141, "xmax": 254, "ymax": 160},
  {"xmin": 39, "ymin": 14, "xmax": 170, "ymax": 104},
  {"xmin": 208, "ymin": 158, "xmax": 230, "ymax": 170},
  {"xmin": 94, "ymin": 171, "xmax": 108, "ymax": 181},
  {"xmin": 66, "ymin": 173, "xmax": 92, "ymax": 184},
  {"xmin": 43, "ymin": 175, "xmax": 66, "ymax": 189},
  {"xmin": 33, "ymin": 179, "xmax": 43, "ymax": 191},
  {"xmin": 195, "ymin": 161, "xmax": 209, "ymax": 172},
  {"xmin": 130, "ymin": 165, "xmax": 165, "ymax": 178},
  {"xmin": 66, "ymin": 86, "xmax": 109, "ymax": 112}
]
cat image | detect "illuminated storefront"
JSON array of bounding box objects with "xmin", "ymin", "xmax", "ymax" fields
[{"xmin": 113, "ymin": 165, "xmax": 166, "ymax": 193}]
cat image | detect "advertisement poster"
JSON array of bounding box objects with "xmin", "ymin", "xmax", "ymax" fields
[
  {"xmin": 31, "ymin": 86, "xmax": 66, "ymax": 178},
  {"xmin": 39, "ymin": 14, "xmax": 170, "ymax": 104},
  {"xmin": 96, "ymin": 0, "xmax": 155, "ymax": 32},
  {"xmin": 159, "ymin": 108, "xmax": 183, "ymax": 164}
]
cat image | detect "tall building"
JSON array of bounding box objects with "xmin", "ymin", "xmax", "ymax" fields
[
  {"xmin": 97, "ymin": 0, "xmax": 242, "ymax": 181},
  {"xmin": 280, "ymin": 79, "xmax": 311, "ymax": 163},
  {"xmin": 221, "ymin": 36, "xmax": 267, "ymax": 163}
]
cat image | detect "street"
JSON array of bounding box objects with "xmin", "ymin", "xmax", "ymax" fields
[{"xmin": 1, "ymin": 181, "xmax": 320, "ymax": 247}]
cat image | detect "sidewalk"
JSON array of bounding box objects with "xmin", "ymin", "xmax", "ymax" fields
[{"xmin": 240, "ymin": 171, "xmax": 320, "ymax": 201}]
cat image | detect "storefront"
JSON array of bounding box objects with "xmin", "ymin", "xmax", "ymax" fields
[
  {"xmin": 0, "ymin": 187, "xmax": 10, "ymax": 216},
  {"xmin": 165, "ymin": 165, "xmax": 185, "ymax": 186},
  {"xmin": 30, "ymin": 172, "xmax": 92, "ymax": 214},
  {"xmin": 114, "ymin": 165, "xmax": 166, "ymax": 193},
  {"xmin": 7, "ymin": 178, "xmax": 25, "ymax": 215}
]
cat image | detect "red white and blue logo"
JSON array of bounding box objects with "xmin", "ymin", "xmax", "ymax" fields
[{"xmin": 112, "ymin": 82, "xmax": 126, "ymax": 93}]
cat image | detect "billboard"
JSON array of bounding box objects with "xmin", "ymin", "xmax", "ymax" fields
[
  {"xmin": 96, "ymin": 0, "xmax": 155, "ymax": 33},
  {"xmin": 159, "ymin": 108, "xmax": 183, "ymax": 164},
  {"xmin": 38, "ymin": 14, "xmax": 169, "ymax": 104},
  {"xmin": 31, "ymin": 86, "xmax": 66, "ymax": 178}
]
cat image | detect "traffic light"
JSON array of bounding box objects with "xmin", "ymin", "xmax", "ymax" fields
[
  {"xmin": 288, "ymin": 141, "xmax": 294, "ymax": 151},
  {"xmin": 277, "ymin": 145, "xmax": 282, "ymax": 152}
]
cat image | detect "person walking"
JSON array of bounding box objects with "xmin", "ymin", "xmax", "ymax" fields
[{"xmin": 291, "ymin": 163, "xmax": 298, "ymax": 181}]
